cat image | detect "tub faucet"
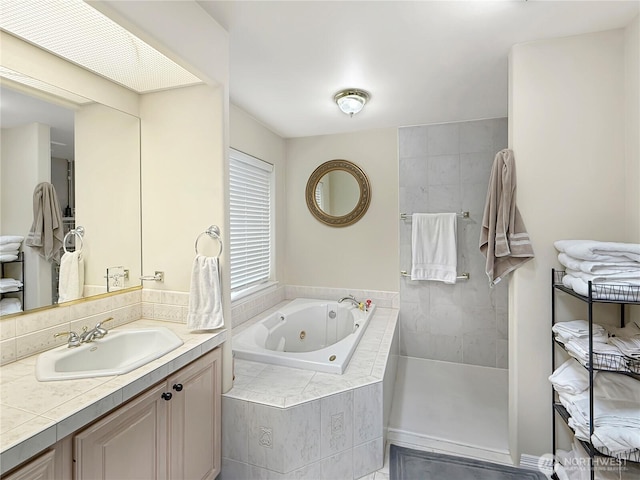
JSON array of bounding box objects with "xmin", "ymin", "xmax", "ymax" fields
[{"xmin": 338, "ymin": 295, "xmax": 360, "ymax": 307}]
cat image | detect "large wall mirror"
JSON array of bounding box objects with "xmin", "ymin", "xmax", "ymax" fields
[
  {"xmin": 0, "ymin": 72, "xmax": 142, "ymax": 315},
  {"xmin": 305, "ymin": 159, "xmax": 371, "ymax": 227}
]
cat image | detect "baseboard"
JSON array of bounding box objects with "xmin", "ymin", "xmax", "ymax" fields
[
  {"xmin": 387, "ymin": 428, "xmax": 513, "ymax": 466},
  {"xmin": 520, "ymin": 453, "xmax": 554, "ymax": 477}
]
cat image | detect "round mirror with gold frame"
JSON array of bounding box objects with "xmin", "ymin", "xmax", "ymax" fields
[{"xmin": 305, "ymin": 159, "xmax": 371, "ymax": 227}]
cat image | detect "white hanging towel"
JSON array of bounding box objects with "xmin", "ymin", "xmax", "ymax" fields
[
  {"xmin": 187, "ymin": 255, "xmax": 224, "ymax": 331},
  {"xmin": 58, "ymin": 250, "xmax": 84, "ymax": 302},
  {"xmin": 411, "ymin": 213, "xmax": 458, "ymax": 284}
]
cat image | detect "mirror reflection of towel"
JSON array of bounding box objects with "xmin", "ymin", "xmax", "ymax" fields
[
  {"xmin": 187, "ymin": 255, "xmax": 224, "ymax": 331},
  {"xmin": 58, "ymin": 251, "xmax": 84, "ymax": 303},
  {"xmin": 25, "ymin": 182, "xmax": 64, "ymax": 263}
]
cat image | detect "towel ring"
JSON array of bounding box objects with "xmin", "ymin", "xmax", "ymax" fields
[
  {"xmin": 195, "ymin": 225, "xmax": 223, "ymax": 257},
  {"xmin": 63, "ymin": 226, "xmax": 85, "ymax": 254}
]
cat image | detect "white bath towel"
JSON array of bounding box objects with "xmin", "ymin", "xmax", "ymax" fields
[
  {"xmin": 0, "ymin": 254, "xmax": 18, "ymax": 262},
  {"xmin": 411, "ymin": 213, "xmax": 458, "ymax": 284},
  {"xmin": 549, "ymin": 358, "xmax": 591, "ymax": 395},
  {"xmin": 0, "ymin": 235, "xmax": 23, "ymax": 245},
  {"xmin": 0, "ymin": 298, "xmax": 22, "ymax": 315},
  {"xmin": 554, "ymin": 240, "xmax": 640, "ymax": 263},
  {"xmin": 557, "ymin": 253, "xmax": 640, "ymax": 275},
  {"xmin": 0, "ymin": 243, "xmax": 22, "ymax": 253},
  {"xmin": 187, "ymin": 255, "xmax": 224, "ymax": 330},
  {"xmin": 58, "ymin": 250, "xmax": 84, "ymax": 303}
]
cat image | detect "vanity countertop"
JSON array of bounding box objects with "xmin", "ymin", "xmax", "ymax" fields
[{"xmin": 0, "ymin": 319, "xmax": 227, "ymax": 475}]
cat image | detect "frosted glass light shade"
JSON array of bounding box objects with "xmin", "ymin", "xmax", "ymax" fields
[{"xmin": 334, "ymin": 89, "xmax": 370, "ymax": 116}]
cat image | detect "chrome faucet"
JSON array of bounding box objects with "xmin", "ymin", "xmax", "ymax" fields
[
  {"xmin": 54, "ymin": 331, "xmax": 82, "ymax": 348},
  {"xmin": 338, "ymin": 295, "xmax": 360, "ymax": 307},
  {"xmin": 79, "ymin": 318, "xmax": 112, "ymax": 344}
]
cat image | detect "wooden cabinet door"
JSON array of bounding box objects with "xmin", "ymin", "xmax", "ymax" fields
[
  {"xmin": 2, "ymin": 450, "xmax": 56, "ymax": 480},
  {"xmin": 167, "ymin": 348, "xmax": 221, "ymax": 480},
  {"xmin": 74, "ymin": 383, "xmax": 168, "ymax": 480}
]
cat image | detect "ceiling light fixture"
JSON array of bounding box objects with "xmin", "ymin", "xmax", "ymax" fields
[{"xmin": 334, "ymin": 89, "xmax": 370, "ymax": 117}]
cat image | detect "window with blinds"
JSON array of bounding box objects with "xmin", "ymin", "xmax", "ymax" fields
[{"xmin": 229, "ymin": 149, "xmax": 274, "ymax": 295}]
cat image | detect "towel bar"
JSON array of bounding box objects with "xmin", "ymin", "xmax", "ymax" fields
[
  {"xmin": 400, "ymin": 211, "xmax": 469, "ymax": 219},
  {"xmin": 400, "ymin": 270, "xmax": 470, "ymax": 280}
]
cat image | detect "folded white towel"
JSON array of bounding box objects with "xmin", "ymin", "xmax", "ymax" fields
[
  {"xmin": 58, "ymin": 251, "xmax": 84, "ymax": 303},
  {"xmin": 594, "ymin": 371, "xmax": 640, "ymax": 403},
  {"xmin": 0, "ymin": 235, "xmax": 24, "ymax": 245},
  {"xmin": 558, "ymin": 253, "xmax": 640, "ymax": 275},
  {"xmin": 565, "ymin": 268, "xmax": 640, "ymax": 283},
  {"xmin": 0, "ymin": 254, "xmax": 18, "ymax": 262},
  {"xmin": 562, "ymin": 274, "xmax": 639, "ymax": 301},
  {"xmin": 552, "ymin": 319, "xmax": 608, "ymax": 343},
  {"xmin": 555, "ymin": 240, "xmax": 640, "ymax": 263},
  {"xmin": 0, "ymin": 243, "xmax": 21, "ymax": 253},
  {"xmin": 411, "ymin": 213, "xmax": 458, "ymax": 284},
  {"xmin": 565, "ymin": 338, "xmax": 628, "ymax": 371},
  {"xmin": 187, "ymin": 255, "xmax": 224, "ymax": 330},
  {"xmin": 608, "ymin": 337, "xmax": 640, "ymax": 359},
  {"xmin": 549, "ymin": 358, "xmax": 592, "ymax": 395},
  {"xmin": 0, "ymin": 298, "xmax": 22, "ymax": 315},
  {"xmin": 0, "ymin": 278, "xmax": 22, "ymax": 287}
]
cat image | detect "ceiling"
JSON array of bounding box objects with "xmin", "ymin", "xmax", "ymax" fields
[{"xmin": 197, "ymin": 0, "xmax": 639, "ymax": 139}]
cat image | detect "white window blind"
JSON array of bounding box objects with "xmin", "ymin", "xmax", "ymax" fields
[{"xmin": 229, "ymin": 149, "xmax": 273, "ymax": 294}]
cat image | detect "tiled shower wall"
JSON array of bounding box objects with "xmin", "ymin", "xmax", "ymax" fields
[{"xmin": 398, "ymin": 118, "xmax": 508, "ymax": 368}]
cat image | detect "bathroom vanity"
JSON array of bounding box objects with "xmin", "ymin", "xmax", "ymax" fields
[{"xmin": 0, "ymin": 320, "xmax": 226, "ymax": 479}]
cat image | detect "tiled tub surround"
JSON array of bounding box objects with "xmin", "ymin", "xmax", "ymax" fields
[
  {"xmin": 222, "ymin": 304, "xmax": 399, "ymax": 479},
  {"xmin": 0, "ymin": 318, "xmax": 227, "ymax": 475},
  {"xmin": 398, "ymin": 118, "xmax": 509, "ymax": 368}
]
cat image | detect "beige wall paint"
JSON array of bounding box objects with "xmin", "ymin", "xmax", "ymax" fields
[
  {"xmin": 625, "ymin": 15, "xmax": 640, "ymax": 242},
  {"xmin": 508, "ymin": 28, "xmax": 632, "ymax": 460},
  {"xmin": 285, "ymin": 129, "xmax": 399, "ymax": 292},
  {"xmin": 229, "ymin": 104, "xmax": 287, "ymax": 286}
]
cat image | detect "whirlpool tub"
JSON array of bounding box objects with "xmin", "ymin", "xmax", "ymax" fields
[{"xmin": 232, "ymin": 298, "xmax": 375, "ymax": 374}]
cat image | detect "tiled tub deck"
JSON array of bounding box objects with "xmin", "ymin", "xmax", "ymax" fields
[{"xmin": 221, "ymin": 304, "xmax": 399, "ymax": 480}]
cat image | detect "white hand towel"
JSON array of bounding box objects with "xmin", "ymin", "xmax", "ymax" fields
[
  {"xmin": 411, "ymin": 213, "xmax": 457, "ymax": 284},
  {"xmin": 187, "ymin": 255, "xmax": 224, "ymax": 330},
  {"xmin": 58, "ymin": 251, "xmax": 84, "ymax": 303}
]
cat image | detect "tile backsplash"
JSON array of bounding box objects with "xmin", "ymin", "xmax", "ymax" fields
[
  {"xmin": 0, "ymin": 285, "xmax": 399, "ymax": 366},
  {"xmin": 0, "ymin": 290, "xmax": 141, "ymax": 366}
]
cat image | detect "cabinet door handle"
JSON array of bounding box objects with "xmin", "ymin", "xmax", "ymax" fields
[
  {"xmin": 161, "ymin": 392, "xmax": 172, "ymax": 401},
  {"xmin": 173, "ymin": 383, "xmax": 183, "ymax": 392}
]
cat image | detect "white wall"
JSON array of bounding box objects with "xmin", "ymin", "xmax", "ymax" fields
[
  {"xmin": 508, "ymin": 27, "xmax": 635, "ymax": 461},
  {"xmin": 285, "ymin": 129, "xmax": 399, "ymax": 292},
  {"xmin": 229, "ymin": 104, "xmax": 287, "ymax": 286}
]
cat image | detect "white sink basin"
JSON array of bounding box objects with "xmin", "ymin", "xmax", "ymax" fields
[{"xmin": 36, "ymin": 327, "xmax": 184, "ymax": 381}]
